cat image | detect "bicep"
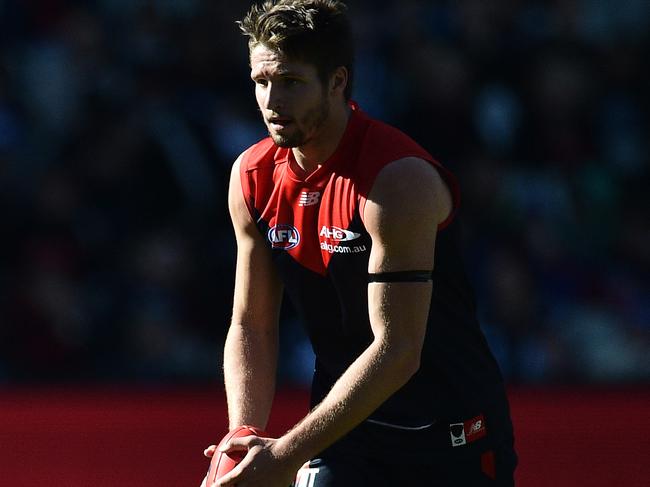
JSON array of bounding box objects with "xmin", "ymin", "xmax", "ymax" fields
[
  {"xmin": 364, "ymin": 158, "xmax": 450, "ymax": 342},
  {"xmin": 364, "ymin": 157, "xmax": 449, "ymax": 274},
  {"xmin": 228, "ymin": 156, "xmax": 283, "ymax": 330}
]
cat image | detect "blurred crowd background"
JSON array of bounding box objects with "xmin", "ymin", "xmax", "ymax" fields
[{"xmin": 0, "ymin": 0, "xmax": 648, "ymax": 386}]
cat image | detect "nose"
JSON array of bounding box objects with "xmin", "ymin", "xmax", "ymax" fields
[{"xmin": 261, "ymin": 83, "xmax": 284, "ymax": 112}]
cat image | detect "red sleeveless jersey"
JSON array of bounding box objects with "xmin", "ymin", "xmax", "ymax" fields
[
  {"xmin": 240, "ymin": 103, "xmax": 459, "ymax": 276},
  {"xmin": 239, "ymin": 103, "xmax": 512, "ymax": 429}
]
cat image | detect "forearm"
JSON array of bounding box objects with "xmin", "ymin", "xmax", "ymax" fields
[
  {"xmin": 273, "ymin": 281, "xmax": 430, "ymax": 467},
  {"xmin": 223, "ymin": 322, "xmax": 278, "ymax": 430},
  {"xmin": 273, "ymin": 335, "xmax": 419, "ymax": 466}
]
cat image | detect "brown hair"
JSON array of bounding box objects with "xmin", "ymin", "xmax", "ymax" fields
[{"xmin": 238, "ymin": 0, "xmax": 354, "ymax": 100}]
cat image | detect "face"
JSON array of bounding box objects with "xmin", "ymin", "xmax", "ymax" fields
[{"xmin": 250, "ymin": 44, "xmax": 330, "ymax": 148}]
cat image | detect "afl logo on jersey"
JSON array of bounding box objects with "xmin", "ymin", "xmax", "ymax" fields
[{"xmin": 268, "ymin": 224, "xmax": 300, "ymax": 250}]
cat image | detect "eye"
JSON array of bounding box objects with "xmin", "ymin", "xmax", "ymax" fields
[
  {"xmin": 284, "ymin": 77, "xmax": 301, "ymax": 87},
  {"xmin": 254, "ymin": 78, "xmax": 268, "ymax": 87}
]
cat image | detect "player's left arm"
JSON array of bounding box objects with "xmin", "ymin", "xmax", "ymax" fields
[{"xmin": 215, "ymin": 157, "xmax": 452, "ymax": 487}]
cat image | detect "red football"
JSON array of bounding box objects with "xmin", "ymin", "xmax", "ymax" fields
[{"xmin": 206, "ymin": 425, "xmax": 266, "ymax": 486}]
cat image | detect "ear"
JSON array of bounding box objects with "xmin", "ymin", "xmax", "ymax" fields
[{"xmin": 329, "ymin": 66, "xmax": 348, "ymax": 97}]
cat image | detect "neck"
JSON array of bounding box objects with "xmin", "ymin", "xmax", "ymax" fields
[{"xmin": 292, "ymin": 101, "xmax": 351, "ymax": 174}]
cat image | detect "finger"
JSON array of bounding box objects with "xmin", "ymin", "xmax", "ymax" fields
[
  {"xmin": 203, "ymin": 445, "xmax": 217, "ymax": 458},
  {"xmin": 215, "ymin": 463, "xmax": 244, "ymax": 487},
  {"xmin": 199, "ymin": 475, "xmax": 207, "ymax": 487},
  {"xmin": 219, "ymin": 435, "xmax": 262, "ymax": 453}
]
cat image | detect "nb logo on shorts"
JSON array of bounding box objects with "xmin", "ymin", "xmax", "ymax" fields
[{"xmin": 299, "ymin": 191, "xmax": 321, "ymax": 207}]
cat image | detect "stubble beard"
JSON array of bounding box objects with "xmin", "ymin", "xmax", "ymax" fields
[{"xmin": 269, "ymin": 96, "xmax": 330, "ymax": 149}]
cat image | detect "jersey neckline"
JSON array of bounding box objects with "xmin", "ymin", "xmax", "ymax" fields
[{"xmin": 283, "ymin": 101, "xmax": 367, "ymax": 186}]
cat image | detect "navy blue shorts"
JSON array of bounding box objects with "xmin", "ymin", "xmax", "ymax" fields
[{"xmin": 293, "ymin": 416, "xmax": 517, "ymax": 487}]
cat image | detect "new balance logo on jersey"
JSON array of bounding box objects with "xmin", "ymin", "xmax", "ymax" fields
[
  {"xmin": 299, "ymin": 191, "xmax": 321, "ymax": 207},
  {"xmin": 319, "ymin": 226, "xmax": 361, "ymax": 242}
]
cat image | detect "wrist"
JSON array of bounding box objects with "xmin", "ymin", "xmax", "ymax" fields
[{"xmin": 272, "ymin": 433, "xmax": 307, "ymax": 473}]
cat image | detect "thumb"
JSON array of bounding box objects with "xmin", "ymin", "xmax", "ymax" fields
[
  {"xmin": 219, "ymin": 435, "xmax": 261, "ymax": 453},
  {"xmin": 203, "ymin": 445, "xmax": 217, "ymax": 458}
]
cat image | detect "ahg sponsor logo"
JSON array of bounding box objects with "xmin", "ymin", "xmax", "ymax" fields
[
  {"xmin": 268, "ymin": 224, "xmax": 300, "ymax": 250},
  {"xmin": 319, "ymin": 225, "xmax": 361, "ymax": 242}
]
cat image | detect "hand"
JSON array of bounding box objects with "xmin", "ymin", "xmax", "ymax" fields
[
  {"xmin": 215, "ymin": 435, "xmax": 299, "ymax": 487},
  {"xmin": 199, "ymin": 445, "xmax": 218, "ymax": 487}
]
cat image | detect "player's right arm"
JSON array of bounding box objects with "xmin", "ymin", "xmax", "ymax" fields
[{"xmin": 223, "ymin": 152, "xmax": 283, "ymax": 430}]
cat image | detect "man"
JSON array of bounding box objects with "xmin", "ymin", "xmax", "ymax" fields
[{"xmin": 202, "ymin": 1, "xmax": 517, "ymax": 485}]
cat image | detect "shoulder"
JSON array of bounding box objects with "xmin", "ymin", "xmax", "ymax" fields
[
  {"xmin": 229, "ymin": 151, "xmax": 258, "ymax": 235},
  {"xmin": 364, "ymin": 157, "xmax": 453, "ymax": 232},
  {"xmin": 363, "ymin": 116, "xmax": 428, "ymax": 157},
  {"xmin": 351, "ymin": 112, "xmax": 437, "ymax": 196},
  {"xmin": 362, "ymin": 157, "xmax": 447, "ymax": 270},
  {"xmin": 372, "ymin": 156, "xmax": 444, "ymax": 189},
  {"xmin": 348, "ymin": 106, "xmax": 426, "ymax": 159},
  {"xmin": 352, "ymin": 110, "xmax": 458, "ymax": 228}
]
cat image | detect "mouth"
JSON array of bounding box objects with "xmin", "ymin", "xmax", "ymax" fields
[{"xmin": 268, "ymin": 117, "xmax": 293, "ymax": 129}]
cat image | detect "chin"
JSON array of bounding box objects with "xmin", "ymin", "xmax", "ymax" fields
[
  {"xmin": 270, "ymin": 132, "xmax": 304, "ymax": 148},
  {"xmin": 271, "ymin": 135, "xmax": 293, "ymax": 148}
]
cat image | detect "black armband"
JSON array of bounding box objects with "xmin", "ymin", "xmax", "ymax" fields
[{"xmin": 368, "ymin": 270, "xmax": 433, "ymax": 283}]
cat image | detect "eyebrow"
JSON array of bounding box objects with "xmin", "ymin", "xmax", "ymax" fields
[{"xmin": 250, "ymin": 68, "xmax": 303, "ymax": 79}]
